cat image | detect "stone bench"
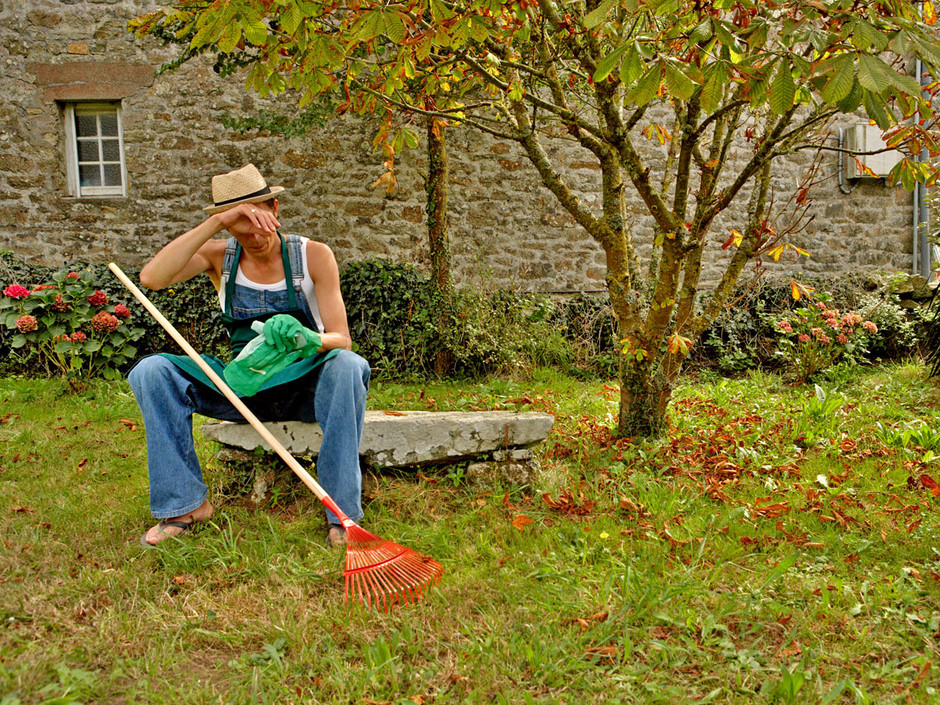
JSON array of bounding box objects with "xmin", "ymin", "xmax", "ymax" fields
[{"xmin": 201, "ymin": 410, "xmax": 555, "ymax": 497}]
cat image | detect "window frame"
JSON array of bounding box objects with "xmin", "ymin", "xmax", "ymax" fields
[{"xmin": 63, "ymin": 102, "xmax": 128, "ymax": 198}]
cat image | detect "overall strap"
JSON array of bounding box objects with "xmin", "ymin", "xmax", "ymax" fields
[
  {"xmin": 285, "ymin": 234, "xmax": 305, "ymax": 294},
  {"xmin": 222, "ymin": 237, "xmax": 239, "ymax": 313}
]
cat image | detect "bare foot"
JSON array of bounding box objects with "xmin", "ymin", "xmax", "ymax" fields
[{"xmin": 142, "ymin": 499, "xmax": 214, "ymax": 546}]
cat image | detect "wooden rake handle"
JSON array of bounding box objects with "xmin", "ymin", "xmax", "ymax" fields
[{"xmin": 109, "ymin": 263, "xmax": 344, "ymax": 516}]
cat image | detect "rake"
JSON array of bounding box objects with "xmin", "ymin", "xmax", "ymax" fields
[{"xmin": 109, "ymin": 263, "xmax": 443, "ymax": 610}]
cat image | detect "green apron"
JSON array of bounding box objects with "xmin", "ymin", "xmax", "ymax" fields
[{"xmin": 160, "ymin": 235, "xmax": 338, "ymax": 397}]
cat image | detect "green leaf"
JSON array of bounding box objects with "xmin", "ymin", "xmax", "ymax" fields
[
  {"xmin": 619, "ymin": 45, "xmax": 643, "ymax": 86},
  {"xmin": 83, "ymin": 340, "xmax": 102, "ymax": 353},
  {"xmin": 402, "ymin": 128, "xmax": 419, "ymax": 149},
  {"xmin": 243, "ymin": 19, "xmax": 268, "ymax": 45},
  {"xmin": 664, "ymin": 60, "xmax": 696, "ymax": 101},
  {"xmin": 700, "ymin": 64, "xmax": 727, "ymax": 113},
  {"xmin": 583, "ymin": 0, "xmax": 617, "ymax": 29},
  {"xmin": 11, "ymin": 333, "xmax": 26, "ymax": 348},
  {"xmin": 593, "ymin": 43, "xmax": 629, "ymax": 83},
  {"xmin": 384, "ymin": 13, "xmax": 407, "ymax": 44},
  {"xmin": 689, "ymin": 18, "xmax": 713, "ymax": 44},
  {"xmin": 759, "ymin": 552, "xmax": 798, "ymax": 592},
  {"xmin": 625, "ymin": 64, "xmax": 661, "ymax": 107},
  {"xmin": 863, "ymin": 90, "xmax": 893, "ymax": 130},
  {"xmin": 280, "ymin": 3, "xmax": 304, "ymax": 35},
  {"xmin": 217, "ymin": 22, "xmax": 242, "ymax": 54},
  {"xmin": 821, "ymin": 53, "xmax": 855, "ymax": 104},
  {"xmin": 857, "ymin": 54, "xmax": 892, "ymax": 94},
  {"xmin": 836, "ymin": 79, "xmax": 863, "ymax": 113},
  {"xmin": 769, "ymin": 60, "xmax": 796, "ymax": 114}
]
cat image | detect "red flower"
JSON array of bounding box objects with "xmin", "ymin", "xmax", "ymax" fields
[
  {"xmin": 70, "ymin": 331, "xmax": 87, "ymax": 342},
  {"xmin": 87, "ymin": 290, "xmax": 108, "ymax": 306},
  {"xmin": 90, "ymin": 311, "xmax": 119, "ymax": 333},
  {"xmin": 32, "ymin": 284, "xmax": 56, "ymax": 291},
  {"xmin": 51, "ymin": 294, "xmax": 71, "ymax": 312},
  {"xmin": 15, "ymin": 315, "xmax": 38, "ymax": 333},
  {"xmin": 65, "ymin": 272, "xmax": 80, "ymax": 280},
  {"xmin": 113, "ymin": 304, "xmax": 131, "ymax": 319},
  {"xmin": 3, "ymin": 285, "xmax": 30, "ymax": 299}
]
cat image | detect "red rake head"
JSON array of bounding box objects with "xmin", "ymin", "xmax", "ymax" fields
[{"xmin": 342, "ymin": 523, "xmax": 443, "ymax": 611}]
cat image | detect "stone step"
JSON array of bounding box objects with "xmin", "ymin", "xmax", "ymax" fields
[{"xmin": 201, "ymin": 410, "xmax": 555, "ymax": 469}]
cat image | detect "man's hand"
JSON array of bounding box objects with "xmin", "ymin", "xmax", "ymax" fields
[
  {"xmin": 263, "ymin": 314, "xmax": 305, "ymax": 352},
  {"xmin": 215, "ymin": 202, "xmax": 280, "ymax": 233}
]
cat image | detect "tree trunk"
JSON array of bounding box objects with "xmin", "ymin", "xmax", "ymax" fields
[
  {"xmin": 426, "ymin": 117, "xmax": 453, "ymax": 377},
  {"xmin": 618, "ymin": 356, "xmax": 673, "ymax": 438}
]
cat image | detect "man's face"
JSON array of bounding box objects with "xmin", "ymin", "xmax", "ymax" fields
[{"xmin": 229, "ymin": 201, "xmax": 279, "ymax": 255}]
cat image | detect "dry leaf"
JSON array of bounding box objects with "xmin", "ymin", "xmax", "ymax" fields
[
  {"xmin": 512, "ymin": 515, "xmax": 534, "ymax": 531},
  {"xmin": 383, "ymin": 410, "xmax": 407, "ymax": 416}
]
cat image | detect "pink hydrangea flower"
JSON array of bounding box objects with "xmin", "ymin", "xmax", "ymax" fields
[
  {"xmin": 863, "ymin": 320, "xmax": 878, "ymax": 334},
  {"xmin": 32, "ymin": 284, "xmax": 55, "ymax": 292},
  {"xmin": 778, "ymin": 320, "xmax": 793, "ymax": 333},
  {"xmin": 51, "ymin": 293, "xmax": 71, "ymax": 312},
  {"xmin": 70, "ymin": 331, "xmax": 87, "ymax": 342},
  {"xmin": 113, "ymin": 304, "xmax": 131, "ymax": 319},
  {"xmin": 836, "ymin": 334, "xmax": 849, "ymax": 344},
  {"xmin": 87, "ymin": 290, "xmax": 108, "ymax": 306},
  {"xmin": 3, "ymin": 285, "xmax": 30, "ymax": 299},
  {"xmin": 15, "ymin": 315, "xmax": 38, "ymax": 333},
  {"xmin": 65, "ymin": 272, "xmax": 80, "ymax": 280},
  {"xmin": 798, "ymin": 334, "xmax": 810, "ymax": 343},
  {"xmin": 90, "ymin": 311, "xmax": 119, "ymax": 333}
]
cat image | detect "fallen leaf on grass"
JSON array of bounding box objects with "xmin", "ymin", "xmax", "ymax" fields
[
  {"xmin": 119, "ymin": 418, "xmax": 139, "ymax": 431},
  {"xmin": 511, "ymin": 515, "xmax": 533, "ymax": 531},
  {"xmin": 584, "ymin": 646, "xmax": 619, "ymax": 661},
  {"xmin": 919, "ymin": 473, "xmax": 940, "ymax": 498},
  {"xmin": 12, "ymin": 506, "xmax": 32, "ymax": 514},
  {"xmin": 0, "ymin": 413, "xmax": 19, "ymax": 424},
  {"xmin": 543, "ymin": 488, "xmax": 597, "ymax": 516}
]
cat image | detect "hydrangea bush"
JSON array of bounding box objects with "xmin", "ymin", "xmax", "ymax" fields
[
  {"xmin": 774, "ymin": 294, "xmax": 877, "ymax": 383},
  {"xmin": 1, "ymin": 269, "xmax": 145, "ymax": 379}
]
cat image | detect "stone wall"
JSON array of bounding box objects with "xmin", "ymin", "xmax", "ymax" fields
[{"xmin": 0, "ymin": 0, "xmax": 921, "ymax": 294}]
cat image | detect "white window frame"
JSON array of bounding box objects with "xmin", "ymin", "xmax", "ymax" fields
[{"xmin": 63, "ymin": 102, "xmax": 128, "ymax": 198}]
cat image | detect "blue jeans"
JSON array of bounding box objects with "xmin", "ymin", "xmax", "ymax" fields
[{"xmin": 128, "ymin": 350, "xmax": 370, "ymax": 526}]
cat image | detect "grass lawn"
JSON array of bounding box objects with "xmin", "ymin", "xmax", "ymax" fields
[{"xmin": 1, "ymin": 362, "xmax": 939, "ymax": 704}]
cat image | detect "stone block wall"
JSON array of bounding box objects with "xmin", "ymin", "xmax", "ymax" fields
[{"xmin": 0, "ymin": 0, "xmax": 921, "ymax": 295}]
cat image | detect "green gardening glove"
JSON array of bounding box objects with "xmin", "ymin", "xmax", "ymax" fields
[
  {"xmin": 262, "ymin": 315, "xmax": 322, "ymax": 357},
  {"xmin": 263, "ymin": 314, "xmax": 305, "ymax": 353}
]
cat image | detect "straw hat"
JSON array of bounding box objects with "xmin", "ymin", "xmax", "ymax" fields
[{"xmin": 204, "ymin": 164, "xmax": 285, "ymax": 214}]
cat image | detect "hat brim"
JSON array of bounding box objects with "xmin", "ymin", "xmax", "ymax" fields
[{"xmin": 204, "ymin": 186, "xmax": 285, "ymax": 215}]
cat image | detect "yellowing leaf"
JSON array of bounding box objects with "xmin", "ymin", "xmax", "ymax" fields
[
  {"xmin": 722, "ymin": 229, "xmax": 743, "ymax": 250},
  {"xmin": 926, "ymin": 1, "xmax": 937, "ymax": 25}
]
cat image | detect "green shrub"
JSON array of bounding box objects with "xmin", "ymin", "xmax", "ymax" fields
[{"xmin": 693, "ymin": 275, "xmax": 927, "ymax": 375}]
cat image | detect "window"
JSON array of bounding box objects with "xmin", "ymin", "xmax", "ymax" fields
[{"xmin": 63, "ymin": 102, "xmax": 127, "ymax": 197}]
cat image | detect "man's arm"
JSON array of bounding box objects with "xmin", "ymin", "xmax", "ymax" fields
[
  {"xmin": 139, "ymin": 204, "xmax": 278, "ymax": 290},
  {"xmin": 306, "ymin": 241, "xmax": 352, "ymax": 351}
]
